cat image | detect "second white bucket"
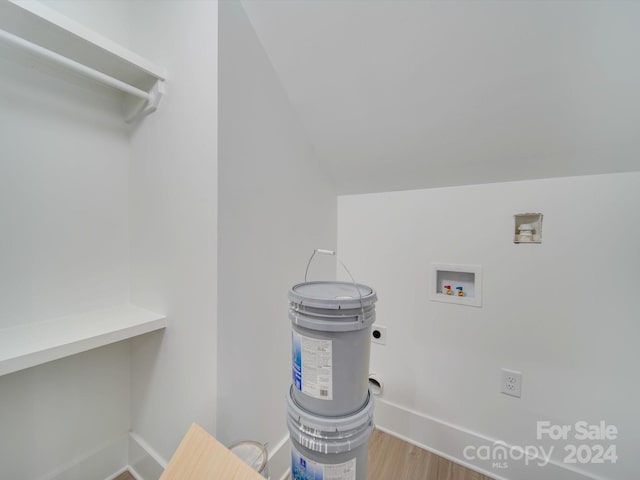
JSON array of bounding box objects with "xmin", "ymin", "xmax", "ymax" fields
[
  {"xmin": 287, "ymin": 386, "xmax": 374, "ymax": 480},
  {"xmin": 289, "ymin": 281, "xmax": 377, "ymax": 416}
]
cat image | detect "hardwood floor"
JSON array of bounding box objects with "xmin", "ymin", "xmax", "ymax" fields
[
  {"xmin": 367, "ymin": 429, "xmax": 493, "ymax": 480},
  {"xmin": 116, "ymin": 429, "xmax": 492, "ymax": 480},
  {"xmin": 114, "ymin": 472, "xmax": 135, "ymax": 480},
  {"xmin": 285, "ymin": 429, "xmax": 491, "ymax": 480}
]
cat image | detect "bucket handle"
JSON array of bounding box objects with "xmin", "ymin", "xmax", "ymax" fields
[{"xmin": 304, "ymin": 249, "xmax": 366, "ymax": 323}]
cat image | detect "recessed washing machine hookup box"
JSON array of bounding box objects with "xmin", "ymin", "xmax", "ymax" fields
[
  {"xmin": 430, "ymin": 263, "xmax": 482, "ymax": 307},
  {"xmin": 514, "ymin": 213, "xmax": 543, "ymax": 244}
]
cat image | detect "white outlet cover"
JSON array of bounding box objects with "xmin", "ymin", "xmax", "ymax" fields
[{"xmin": 501, "ymin": 368, "xmax": 522, "ymax": 398}]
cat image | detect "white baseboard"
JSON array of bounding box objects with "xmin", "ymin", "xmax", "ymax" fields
[
  {"xmin": 126, "ymin": 431, "xmax": 167, "ymax": 480},
  {"xmin": 31, "ymin": 429, "xmax": 168, "ymax": 480},
  {"xmin": 279, "ymin": 469, "xmax": 291, "ymax": 480},
  {"xmin": 104, "ymin": 466, "xmax": 130, "ymax": 480},
  {"xmin": 374, "ymin": 398, "xmax": 611, "ymax": 480},
  {"xmin": 35, "ymin": 434, "xmax": 129, "ymax": 480},
  {"xmin": 268, "ymin": 432, "xmax": 291, "ymax": 480}
]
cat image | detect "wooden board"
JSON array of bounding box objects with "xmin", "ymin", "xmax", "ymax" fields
[{"xmin": 160, "ymin": 423, "xmax": 265, "ymax": 480}]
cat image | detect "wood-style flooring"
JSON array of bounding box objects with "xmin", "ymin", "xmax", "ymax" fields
[
  {"xmin": 367, "ymin": 429, "xmax": 492, "ymax": 480},
  {"xmin": 114, "ymin": 472, "xmax": 135, "ymax": 480},
  {"xmin": 115, "ymin": 429, "xmax": 492, "ymax": 480}
]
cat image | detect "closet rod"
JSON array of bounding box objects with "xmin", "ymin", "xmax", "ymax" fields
[{"xmin": 0, "ymin": 28, "xmax": 151, "ymax": 100}]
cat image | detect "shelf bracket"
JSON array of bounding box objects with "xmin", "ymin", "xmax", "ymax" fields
[{"xmin": 125, "ymin": 80, "xmax": 165, "ymax": 124}]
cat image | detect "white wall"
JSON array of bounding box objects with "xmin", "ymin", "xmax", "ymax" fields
[
  {"xmin": 0, "ymin": 10, "xmax": 132, "ymax": 478},
  {"xmin": 338, "ymin": 172, "xmax": 640, "ymax": 480},
  {"xmin": 217, "ymin": 0, "xmax": 336, "ymax": 463},
  {"xmin": 127, "ymin": 0, "xmax": 219, "ymax": 464},
  {"xmin": 0, "ymin": 343, "xmax": 131, "ymax": 480},
  {"xmin": 0, "ymin": 41, "xmax": 130, "ymax": 330}
]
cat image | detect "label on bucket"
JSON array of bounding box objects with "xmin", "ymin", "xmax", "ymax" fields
[
  {"xmin": 291, "ymin": 446, "xmax": 356, "ymax": 480},
  {"xmin": 292, "ymin": 331, "xmax": 333, "ymax": 400}
]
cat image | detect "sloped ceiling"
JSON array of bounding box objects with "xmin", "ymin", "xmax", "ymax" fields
[{"xmin": 241, "ymin": 0, "xmax": 640, "ymax": 194}]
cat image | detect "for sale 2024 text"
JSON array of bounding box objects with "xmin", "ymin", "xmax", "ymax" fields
[{"xmin": 537, "ymin": 421, "xmax": 618, "ymax": 465}]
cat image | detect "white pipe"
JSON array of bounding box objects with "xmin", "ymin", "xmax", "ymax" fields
[
  {"xmin": 368, "ymin": 374, "xmax": 384, "ymax": 395},
  {"xmin": 0, "ymin": 28, "xmax": 151, "ymax": 100}
]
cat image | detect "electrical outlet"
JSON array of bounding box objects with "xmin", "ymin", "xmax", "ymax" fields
[
  {"xmin": 501, "ymin": 369, "xmax": 522, "ymax": 398},
  {"xmin": 371, "ymin": 325, "xmax": 387, "ymax": 345}
]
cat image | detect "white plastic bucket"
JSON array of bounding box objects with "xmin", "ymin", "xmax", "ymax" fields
[
  {"xmin": 287, "ymin": 386, "xmax": 374, "ymax": 480},
  {"xmin": 289, "ymin": 281, "xmax": 377, "ymax": 416},
  {"xmin": 228, "ymin": 440, "xmax": 269, "ymax": 479}
]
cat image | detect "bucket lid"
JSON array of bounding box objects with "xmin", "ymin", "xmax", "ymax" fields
[
  {"xmin": 228, "ymin": 440, "xmax": 267, "ymax": 473},
  {"xmin": 289, "ymin": 281, "xmax": 377, "ymax": 310},
  {"xmin": 289, "ymin": 308, "xmax": 376, "ymax": 332},
  {"xmin": 287, "ymin": 385, "xmax": 374, "ymax": 433}
]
